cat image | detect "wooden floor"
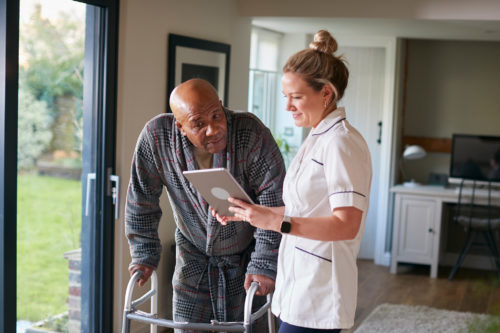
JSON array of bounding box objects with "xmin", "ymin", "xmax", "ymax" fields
[
  {"xmin": 344, "ymin": 259, "xmax": 500, "ymax": 332},
  {"xmin": 155, "ymin": 259, "xmax": 500, "ymax": 333}
]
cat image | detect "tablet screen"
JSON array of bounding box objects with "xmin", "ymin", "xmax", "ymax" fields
[{"xmin": 182, "ymin": 168, "xmax": 254, "ymax": 216}]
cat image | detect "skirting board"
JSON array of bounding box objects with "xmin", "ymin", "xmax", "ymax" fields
[{"xmin": 374, "ymin": 251, "xmax": 391, "ymax": 267}]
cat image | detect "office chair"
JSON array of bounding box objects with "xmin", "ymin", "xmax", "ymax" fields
[{"xmin": 448, "ymin": 180, "xmax": 500, "ymax": 280}]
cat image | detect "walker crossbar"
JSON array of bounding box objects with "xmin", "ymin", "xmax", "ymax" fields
[
  {"xmin": 122, "ymin": 270, "xmax": 276, "ymax": 333},
  {"xmin": 131, "ymin": 289, "xmax": 157, "ymax": 309}
]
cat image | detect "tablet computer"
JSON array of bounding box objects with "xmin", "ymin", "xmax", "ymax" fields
[{"xmin": 182, "ymin": 168, "xmax": 254, "ymax": 216}]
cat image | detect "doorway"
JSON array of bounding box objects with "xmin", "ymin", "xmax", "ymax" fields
[
  {"xmin": 339, "ymin": 46, "xmax": 385, "ymax": 259},
  {"xmin": 1, "ymin": 0, "xmax": 119, "ymax": 332}
]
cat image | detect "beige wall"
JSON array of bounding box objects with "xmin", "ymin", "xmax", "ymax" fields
[
  {"xmin": 238, "ymin": 0, "xmax": 500, "ymax": 19},
  {"xmin": 405, "ymin": 40, "xmax": 500, "ymax": 138},
  {"xmin": 403, "ymin": 39, "xmax": 500, "ymax": 184},
  {"xmin": 114, "ymin": 0, "xmax": 251, "ymax": 331}
]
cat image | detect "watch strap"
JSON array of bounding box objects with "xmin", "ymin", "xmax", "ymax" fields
[{"xmin": 280, "ymin": 215, "xmax": 292, "ymax": 233}]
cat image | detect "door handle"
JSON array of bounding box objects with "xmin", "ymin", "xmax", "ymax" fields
[
  {"xmin": 109, "ymin": 173, "xmax": 120, "ymax": 219},
  {"xmin": 377, "ymin": 121, "xmax": 382, "ymax": 144},
  {"xmin": 85, "ymin": 171, "xmax": 120, "ymax": 219},
  {"xmin": 85, "ymin": 173, "xmax": 96, "ymax": 216}
]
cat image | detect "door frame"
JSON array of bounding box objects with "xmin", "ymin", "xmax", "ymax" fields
[
  {"xmin": 0, "ymin": 1, "xmax": 19, "ymax": 332},
  {"xmin": 0, "ymin": 0, "xmax": 119, "ymax": 332},
  {"xmin": 336, "ymin": 35, "xmax": 399, "ymax": 266}
]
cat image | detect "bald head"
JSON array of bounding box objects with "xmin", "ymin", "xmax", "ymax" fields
[
  {"xmin": 169, "ymin": 79, "xmax": 228, "ymax": 154},
  {"xmin": 170, "ymin": 79, "xmax": 220, "ymax": 120}
]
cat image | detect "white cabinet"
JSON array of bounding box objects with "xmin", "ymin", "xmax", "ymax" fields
[
  {"xmin": 390, "ymin": 193, "xmax": 441, "ymax": 278},
  {"xmin": 390, "ymin": 184, "xmax": 500, "ymax": 278}
]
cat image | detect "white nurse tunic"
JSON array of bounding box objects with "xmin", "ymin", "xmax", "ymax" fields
[{"xmin": 271, "ymin": 108, "xmax": 372, "ymax": 329}]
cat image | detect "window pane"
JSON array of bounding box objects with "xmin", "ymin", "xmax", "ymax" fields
[
  {"xmin": 250, "ymin": 71, "xmax": 266, "ymax": 120},
  {"xmin": 249, "ymin": 31, "xmax": 258, "ymax": 69},
  {"xmin": 257, "ymin": 40, "xmax": 278, "ymax": 71},
  {"xmin": 17, "ymin": 1, "xmax": 86, "ymax": 332}
]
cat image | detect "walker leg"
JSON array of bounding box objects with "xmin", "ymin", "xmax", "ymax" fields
[
  {"xmin": 122, "ymin": 312, "xmax": 131, "ymax": 333},
  {"xmin": 151, "ymin": 271, "xmax": 158, "ymax": 333},
  {"xmin": 267, "ymin": 310, "xmax": 276, "ymax": 333},
  {"xmin": 244, "ymin": 323, "xmax": 252, "ymax": 333}
]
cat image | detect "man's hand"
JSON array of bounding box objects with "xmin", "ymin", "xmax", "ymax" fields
[
  {"xmin": 128, "ymin": 264, "xmax": 154, "ymax": 287},
  {"xmin": 245, "ymin": 274, "xmax": 275, "ymax": 296}
]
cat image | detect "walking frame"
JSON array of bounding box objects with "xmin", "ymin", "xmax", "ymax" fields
[{"xmin": 122, "ymin": 270, "xmax": 277, "ymax": 333}]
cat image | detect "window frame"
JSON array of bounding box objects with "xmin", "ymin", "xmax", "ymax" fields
[{"xmin": 0, "ymin": 0, "xmax": 119, "ymax": 332}]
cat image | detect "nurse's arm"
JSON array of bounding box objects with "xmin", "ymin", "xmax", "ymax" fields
[
  {"xmin": 221, "ymin": 198, "xmax": 362, "ymax": 241},
  {"xmin": 286, "ymin": 206, "xmax": 362, "ymax": 241}
]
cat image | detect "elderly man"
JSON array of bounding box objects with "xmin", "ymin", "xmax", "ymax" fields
[{"xmin": 125, "ymin": 79, "xmax": 285, "ymax": 330}]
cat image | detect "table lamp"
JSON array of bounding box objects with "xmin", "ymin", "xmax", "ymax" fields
[{"xmin": 400, "ymin": 145, "xmax": 426, "ymax": 187}]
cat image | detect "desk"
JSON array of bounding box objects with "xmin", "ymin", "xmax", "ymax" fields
[{"xmin": 390, "ymin": 185, "xmax": 500, "ymax": 278}]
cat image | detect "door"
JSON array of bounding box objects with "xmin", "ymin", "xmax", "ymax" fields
[
  {"xmin": 338, "ymin": 46, "xmax": 385, "ymax": 259},
  {"xmin": 1, "ymin": 1, "xmax": 119, "ymax": 332},
  {"xmin": 398, "ymin": 196, "xmax": 436, "ymax": 261}
]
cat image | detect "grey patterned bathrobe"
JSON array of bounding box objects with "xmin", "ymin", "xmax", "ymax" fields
[{"xmin": 125, "ymin": 108, "xmax": 285, "ymax": 330}]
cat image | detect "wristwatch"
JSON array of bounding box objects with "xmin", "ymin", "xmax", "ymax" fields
[{"xmin": 280, "ymin": 215, "xmax": 292, "ymax": 234}]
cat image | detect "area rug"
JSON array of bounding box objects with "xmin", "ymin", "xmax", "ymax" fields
[{"xmin": 354, "ymin": 303, "xmax": 493, "ymax": 333}]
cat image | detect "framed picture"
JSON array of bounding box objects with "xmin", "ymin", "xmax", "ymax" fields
[{"xmin": 167, "ymin": 33, "xmax": 231, "ymax": 112}]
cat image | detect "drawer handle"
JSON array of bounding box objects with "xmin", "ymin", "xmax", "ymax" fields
[{"xmin": 428, "ymin": 228, "xmax": 434, "ymax": 233}]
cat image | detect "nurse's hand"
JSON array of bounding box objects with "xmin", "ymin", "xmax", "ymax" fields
[
  {"xmin": 209, "ymin": 205, "xmax": 243, "ymax": 225},
  {"xmin": 245, "ymin": 274, "xmax": 275, "ymax": 296},
  {"xmin": 209, "ymin": 203, "xmax": 252, "ymax": 225},
  {"xmin": 226, "ymin": 197, "xmax": 282, "ymax": 232}
]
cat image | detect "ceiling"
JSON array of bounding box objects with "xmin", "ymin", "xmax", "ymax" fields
[{"xmin": 252, "ymin": 17, "xmax": 500, "ymax": 41}]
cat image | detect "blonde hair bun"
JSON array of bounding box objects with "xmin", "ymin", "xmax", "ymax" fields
[{"xmin": 309, "ymin": 30, "xmax": 338, "ymax": 55}]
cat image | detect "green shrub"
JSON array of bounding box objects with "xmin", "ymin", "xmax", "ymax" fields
[
  {"xmin": 468, "ymin": 315, "xmax": 500, "ymax": 333},
  {"xmin": 468, "ymin": 288, "xmax": 500, "ymax": 332},
  {"xmin": 18, "ymin": 89, "xmax": 53, "ymax": 170}
]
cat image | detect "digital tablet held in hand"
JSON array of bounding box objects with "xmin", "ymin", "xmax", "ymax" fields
[{"xmin": 182, "ymin": 168, "xmax": 254, "ymax": 216}]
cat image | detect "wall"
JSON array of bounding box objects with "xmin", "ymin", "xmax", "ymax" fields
[
  {"xmin": 238, "ymin": 0, "xmax": 500, "ymax": 20},
  {"xmin": 403, "ymin": 39, "xmax": 500, "ymax": 184},
  {"xmin": 114, "ymin": 1, "xmax": 251, "ymax": 331}
]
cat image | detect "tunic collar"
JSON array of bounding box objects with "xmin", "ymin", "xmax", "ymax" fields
[{"xmin": 310, "ymin": 107, "xmax": 346, "ymax": 136}]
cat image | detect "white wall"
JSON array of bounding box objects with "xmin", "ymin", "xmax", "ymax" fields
[{"xmin": 114, "ymin": 1, "xmax": 251, "ymax": 331}]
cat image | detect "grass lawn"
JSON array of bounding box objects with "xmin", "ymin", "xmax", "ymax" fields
[{"xmin": 17, "ymin": 173, "xmax": 81, "ymax": 322}]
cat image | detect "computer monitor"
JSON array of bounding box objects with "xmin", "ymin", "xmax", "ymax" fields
[{"xmin": 448, "ymin": 134, "xmax": 500, "ymax": 186}]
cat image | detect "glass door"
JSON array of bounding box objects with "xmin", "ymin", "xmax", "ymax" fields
[
  {"xmin": 17, "ymin": 2, "xmax": 87, "ymax": 331},
  {"xmin": 1, "ymin": 0, "xmax": 119, "ymax": 332}
]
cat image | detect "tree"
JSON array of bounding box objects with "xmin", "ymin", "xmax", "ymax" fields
[
  {"xmin": 18, "ymin": 88, "xmax": 52, "ymax": 170},
  {"xmin": 19, "ymin": 3, "xmax": 84, "ymax": 155}
]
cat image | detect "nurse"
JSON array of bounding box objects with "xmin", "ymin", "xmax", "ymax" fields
[{"xmin": 214, "ymin": 29, "xmax": 372, "ymax": 333}]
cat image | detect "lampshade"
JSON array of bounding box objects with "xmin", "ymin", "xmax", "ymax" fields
[{"xmin": 403, "ymin": 145, "xmax": 426, "ymax": 160}]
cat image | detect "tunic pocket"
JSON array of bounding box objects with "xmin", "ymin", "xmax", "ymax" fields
[
  {"xmin": 290, "ymin": 240, "xmax": 334, "ymax": 320},
  {"xmin": 294, "ymin": 246, "xmax": 332, "ymax": 263},
  {"xmin": 292, "ymin": 239, "xmax": 332, "ymax": 284}
]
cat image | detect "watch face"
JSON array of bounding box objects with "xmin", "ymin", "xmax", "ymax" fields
[{"xmin": 280, "ymin": 221, "xmax": 292, "ymax": 233}]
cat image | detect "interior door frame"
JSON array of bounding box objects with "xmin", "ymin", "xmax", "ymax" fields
[
  {"xmin": 336, "ymin": 35, "xmax": 399, "ymax": 266},
  {"xmin": 0, "ymin": 0, "xmax": 119, "ymax": 332}
]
